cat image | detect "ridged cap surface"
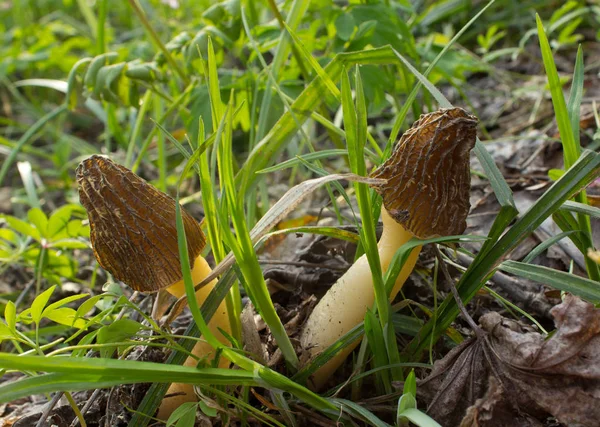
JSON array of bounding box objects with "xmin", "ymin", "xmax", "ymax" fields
[
  {"xmin": 77, "ymin": 155, "xmax": 206, "ymax": 292},
  {"xmin": 370, "ymin": 108, "xmax": 478, "ymax": 238}
]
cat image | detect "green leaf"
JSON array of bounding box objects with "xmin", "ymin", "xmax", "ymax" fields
[
  {"xmin": 43, "ymin": 294, "xmax": 89, "ymax": 314},
  {"xmin": 76, "ymin": 295, "xmax": 105, "ymax": 319},
  {"xmin": 397, "ymin": 408, "xmax": 441, "ymax": 427},
  {"xmin": 167, "ymin": 402, "xmax": 197, "ymax": 427},
  {"xmin": 27, "ymin": 208, "xmax": 48, "ymax": 238},
  {"xmin": 4, "ymin": 301, "xmax": 16, "ymax": 332},
  {"xmin": 49, "ymin": 239, "xmax": 90, "ymax": 250},
  {"xmin": 403, "ymin": 370, "xmax": 417, "ymax": 396},
  {"xmin": 198, "ymin": 400, "xmax": 217, "ymax": 417},
  {"xmin": 44, "ymin": 308, "xmax": 87, "ymax": 329},
  {"xmin": 0, "ymin": 322, "xmax": 14, "ymax": 341},
  {"xmin": 47, "ymin": 205, "xmax": 77, "ymax": 239},
  {"xmin": 335, "ymin": 12, "xmax": 356, "ymax": 41},
  {"xmin": 31, "ymin": 286, "xmax": 57, "ymax": 325},
  {"xmin": 549, "ymin": 168, "xmax": 565, "ymax": 180},
  {"xmin": 2, "ymin": 215, "xmax": 41, "ymax": 241},
  {"xmin": 66, "ymin": 58, "xmax": 92, "ymax": 110},
  {"xmin": 96, "ymin": 319, "xmax": 142, "ymax": 358},
  {"xmin": 0, "ymin": 229, "xmax": 19, "ymax": 245}
]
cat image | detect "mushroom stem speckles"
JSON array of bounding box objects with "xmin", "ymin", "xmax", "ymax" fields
[{"xmin": 300, "ymin": 108, "xmax": 478, "ymax": 389}]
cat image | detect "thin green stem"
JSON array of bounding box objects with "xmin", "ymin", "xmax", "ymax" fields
[{"xmin": 126, "ymin": 0, "xmax": 189, "ymax": 85}]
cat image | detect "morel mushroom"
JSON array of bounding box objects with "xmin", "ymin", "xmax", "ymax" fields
[
  {"xmin": 76, "ymin": 155, "xmax": 231, "ymax": 418},
  {"xmin": 300, "ymin": 108, "xmax": 478, "ymax": 388}
]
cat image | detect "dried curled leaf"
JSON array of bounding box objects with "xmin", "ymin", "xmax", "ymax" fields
[
  {"xmin": 370, "ymin": 108, "xmax": 478, "ymax": 238},
  {"xmin": 420, "ymin": 294, "xmax": 600, "ymax": 426},
  {"xmin": 77, "ymin": 155, "xmax": 205, "ymax": 292}
]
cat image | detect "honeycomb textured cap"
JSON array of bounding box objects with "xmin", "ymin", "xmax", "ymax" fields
[
  {"xmin": 76, "ymin": 155, "xmax": 206, "ymax": 292},
  {"xmin": 370, "ymin": 107, "xmax": 478, "ymax": 238}
]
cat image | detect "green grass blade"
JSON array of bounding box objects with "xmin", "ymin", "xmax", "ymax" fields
[
  {"xmin": 473, "ymin": 142, "xmax": 517, "ymax": 210},
  {"xmin": 342, "ymin": 67, "xmax": 397, "ymax": 382},
  {"xmin": 561, "ymin": 201, "xmax": 600, "ymax": 218},
  {"xmin": 283, "ymin": 21, "xmax": 340, "ymax": 99},
  {"xmin": 0, "ymin": 355, "xmax": 256, "ymax": 403},
  {"xmin": 257, "ymin": 149, "xmax": 349, "ymax": 174},
  {"xmin": 537, "ymin": 21, "xmax": 599, "ymax": 279},
  {"xmin": 567, "ymin": 45, "xmax": 584, "ymax": 149},
  {"xmin": 522, "ymin": 230, "xmax": 581, "ymax": 264},
  {"xmin": 218, "ymin": 100, "xmax": 299, "ymax": 369},
  {"xmin": 255, "ymin": 0, "xmax": 310, "ymax": 141},
  {"xmin": 203, "ymin": 44, "xmax": 243, "ymax": 343},
  {"xmin": 237, "ymin": 47, "xmax": 397, "ymax": 193},
  {"xmin": 499, "ymin": 260, "xmax": 600, "ymax": 303},
  {"xmin": 207, "ymin": 37, "xmax": 224, "ymax": 130},
  {"xmin": 0, "ymin": 105, "xmax": 67, "ymax": 187},
  {"xmin": 537, "ymin": 14, "xmax": 580, "ymax": 168},
  {"xmin": 552, "ymin": 209, "xmax": 587, "ymax": 253},
  {"xmin": 330, "ymin": 398, "xmax": 391, "ymax": 427}
]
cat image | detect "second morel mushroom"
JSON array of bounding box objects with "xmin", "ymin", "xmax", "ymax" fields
[
  {"xmin": 76, "ymin": 155, "xmax": 231, "ymax": 418},
  {"xmin": 300, "ymin": 107, "xmax": 478, "ymax": 388}
]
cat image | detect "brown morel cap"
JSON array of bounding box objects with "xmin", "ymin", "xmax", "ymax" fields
[
  {"xmin": 370, "ymin": 107, "xmax": 478, "ymax": 238},
  {"xmin": 76, "ymin": 155, "xmax": 206, "ymax": 292}
]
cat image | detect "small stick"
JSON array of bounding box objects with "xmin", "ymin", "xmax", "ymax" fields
[
  {"xmin": 433, "ymin": 245, "xmax": 484, "ymax": 339},
  {"xmin": 35, "ymin": 392, "xmax": 63, "ymax": 427}
]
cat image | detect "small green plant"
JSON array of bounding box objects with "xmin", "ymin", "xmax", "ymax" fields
[
  {"xmin": 1, "ymin": 285, "xmax": 88, "ymax": 351},
  {"xmin": 0, "ymin": 205, "xmax": 90, "ymax": 290},
  {"xmin": 396, "ymin": 370, "xmax": 441, "ymax": 427},
  {"xmin": 476, "ymin": 24, "xmax": 506, "ymax": 54},
  {"xmin": 548, "ymin": 0, "xmax": 585, "ymax": 50}
]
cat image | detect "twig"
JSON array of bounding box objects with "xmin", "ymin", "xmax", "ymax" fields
[
  {"xmin": 434, "ymin": 245, "xmax": 484, "ymax": 339},
  {"xmin": 14, "ymin": 278, "xmax": 35, "ymax": 309},
  {"xmin": 35, "ymin": 392, "xmax": 63, "ymax": 427}
]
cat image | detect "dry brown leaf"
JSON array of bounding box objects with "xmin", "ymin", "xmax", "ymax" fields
[
  {"xmin": 459, "ymin": 377, "xmax": 542, "ymax": 427},
  {"xmin": 420, "ymin": 294, "xmax": 600, "ymax": 426}
]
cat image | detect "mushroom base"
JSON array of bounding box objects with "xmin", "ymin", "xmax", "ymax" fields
[
  {"xmin": 157, "ymin": 255, "xmax": 232, "ymax": 419},
  {"xmin": 300, "ymin": 208, "xmax": 422, "ymax": 390}
]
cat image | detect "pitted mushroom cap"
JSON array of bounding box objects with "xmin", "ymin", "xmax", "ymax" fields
[
  {"xmin": 370, "ymin": 108, "xmax": 478, "ymax": 238},
  {"xmin": 76, "ymin": 155, "xmax": 206, "ymax": 292}
]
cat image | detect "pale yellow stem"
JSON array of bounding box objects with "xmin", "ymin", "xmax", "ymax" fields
[
  {"xmin": 300, "ymin": 208, "xmax": 422, "ymax": 389},
  {"xmin": 157, "ymin": 255, "xmax": 231, "ymax": 419}
]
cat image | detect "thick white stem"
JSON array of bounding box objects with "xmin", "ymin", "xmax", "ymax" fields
[
  {"xmin": 157, "ymin": 256, "xmax": 231, "ymax": 419},
  {"xmin": 300, "ymin": 208, "xmax": 422, "ymax": 389}
]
